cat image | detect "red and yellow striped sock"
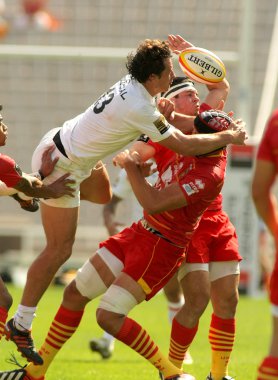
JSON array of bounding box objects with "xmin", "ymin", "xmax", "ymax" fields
[
  {"xmin": 209, "ymin": 313, "xmax": 235, "ymax": 380},
  {"xmin": 257, "ymin": 356, "xmax": 278, "ymax": 379},
  {"xmin": 26, "ymin": 305, "xmax": 84, "ymax": 379},
  {"xmin": 168, "ymin": 317, "xmax": 198, "ymax": 369},
  {"xmin": 0, "ymin": 306, "xmax": 8, "ymax": 340},
  {"xmin": 116, "ymin": 316, "xmax": 182, "ymax": 379}
]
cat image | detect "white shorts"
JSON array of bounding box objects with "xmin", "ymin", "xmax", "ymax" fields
[
  {"xmin": 178, "ymin": 261, "xmax": 240, "ymax": 282},
  {"xmin": 32, "ymin": 128, "xmax": 97, "ymax": 208}
]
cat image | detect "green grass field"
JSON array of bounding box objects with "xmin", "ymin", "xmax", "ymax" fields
[{"xmin": 0, "ymin": 285, "xmax": 271, "ymax": 380}]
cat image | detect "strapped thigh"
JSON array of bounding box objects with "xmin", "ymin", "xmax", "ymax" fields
[{"xmin": 98, "ymin": 284, "xmax": 138, "ymax": 315}]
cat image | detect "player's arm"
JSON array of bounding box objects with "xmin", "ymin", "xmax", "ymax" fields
[
  {"xmin": 160, "ymin": 120, "xmax": 247, "ymax": 157},
  {"xmin": 252, "ymin": 158, "xmax": 278, "ymax": 237},
  {"xmin": 115, "ymin": 151, "xmax": 187, "ymax": 214},
  {"xmin": 13, "ymin": 173, "xmax": 75, "ymax": 199},
  {"xmin": 129, "ymin": 140, "xmax": 156, "ymax": 162},
  {"xmin": 204, "ymin": 78, "xmax": 230, "ymax": 109},
  {"xmin": 80, "ymin": 161, "xmax": 112, "ymax": 204}
]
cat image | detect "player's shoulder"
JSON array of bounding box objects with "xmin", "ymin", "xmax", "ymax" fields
[{"xmin": 0, "ymin": 153, "xmax": 15, "ymax": 166}]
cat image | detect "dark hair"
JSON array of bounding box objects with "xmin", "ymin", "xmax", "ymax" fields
[
  {"xmin": 126, "ymin": 39, "xmax": 172, "ymax": 83},
  {"xmin": 171, "ymin": 76, "xmax": 194, "ymax": 87}
]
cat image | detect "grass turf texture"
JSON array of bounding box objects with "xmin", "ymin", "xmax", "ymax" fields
[{"xmin": 0, "ymin": 284, "xmax": 271, "ymax": 380}]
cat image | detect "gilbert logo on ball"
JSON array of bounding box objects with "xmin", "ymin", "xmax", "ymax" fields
[{"xmin": 179, "ymin": 47, "xmax": 226, "ymax": 84}]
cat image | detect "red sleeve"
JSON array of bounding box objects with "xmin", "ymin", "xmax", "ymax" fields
[
  {"xmin": 257, "ymin": 110, "xmax": 278, "ymax": 163},
  {"xmin": 199, "ymin": 102, "xmax": 212, "ymax": 112},
  {"xmin": 0, "ymin": 154, "xmax": 23, "ymax": 187}
]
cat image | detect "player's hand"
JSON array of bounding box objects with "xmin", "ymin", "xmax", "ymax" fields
[
  {"xmin": 157, "ymin": 98, "xmax": 175, "ymax": 121},
  {"xmin": 140, "ymin": 161, "xmax": 157, "ymax": 178},
  {"xmin": 45, "ymin": 173, "xmax": 76, "ymax": 198},
  {"xmin": 113, "ymin": 149, "xmax": 130, "ymax": 168},
  {"xmin": 229, "ymin": 119, "xmax": 248, "ymax": 145},
  {"xmin": 113, "ymin": 149, "xmax": 142, "ymax": 168},
  {"xmin": 39, "ymin": 145, "xmax": 59, "ymax": 178},
  {"xmin": 167, "ymin": 34, "xmax": 194, "ymax": 55}
]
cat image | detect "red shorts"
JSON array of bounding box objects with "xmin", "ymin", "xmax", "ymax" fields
[
  {"xmin": 99, "ymin": 222, "xmax": 186, "ymax": 300},
  {"xmin": 186, "ymin": 210, "xmax": 242, "ymax": 263}
]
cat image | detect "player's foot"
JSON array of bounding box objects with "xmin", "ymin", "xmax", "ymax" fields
[
  {"xmin": 4, "ymin": 318, "xmax": 43, "ymax": 365},
  {"xmin": 206, "ymin": 374, "xmax": 235, "ymax": 380},
  {"xmin": 10, "ymin": 194, "xmax": 39, "ymax": 212},
  {"xmin": 0, "ymin": 368, "xmax": 44, "ymax": 380},
  {"xmin": 183, "ymin": 350, "xmax": 193, "ymax": 365},
  {"xmin": 89, "ymin": 337, "xmax": 114, "ymax": 359}
]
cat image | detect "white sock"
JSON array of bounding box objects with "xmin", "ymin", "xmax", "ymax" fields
[
  {"xmin": 13, "ymin": 305, "xmax": 37, "ymax": 331},
  {"xmin": 102, "ymin": 331, "xmax": 115, "ymax": 344},
  {"xmin": 168, "ymin": 297, "xmax": 185, "ymax": 323}
]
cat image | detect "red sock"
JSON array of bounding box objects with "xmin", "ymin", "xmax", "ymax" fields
[
  {"xmin": 209, "ymin": 313, "xmax": 235, "ymax": 380},
  {"xmin": 27, "ymin": 305, "xmax": 84, "ymax": 380},
  {"xmin": 116, "ymin": 317, "xmax": 182, "ymax": 378},
  {"xmin": 168, "ymin": 317, "xmax": 198, "ymax": 369},
  {"xmin": 257, "ymin": 356, "xmax": 278, "ymax": 379},
  {"xmin": 0, "ymin": 306, "xmax": 8, "ymax": 340}
]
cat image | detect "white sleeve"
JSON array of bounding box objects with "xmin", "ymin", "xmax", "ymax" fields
[{"xmin": 129, "ymin": 103, "xmax": 175, "ymax": 142}]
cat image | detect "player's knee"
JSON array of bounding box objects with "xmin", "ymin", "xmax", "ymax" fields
[
  {"xmin": 212, "ymin": 291, "xmax": 239, "ymax": 318},
  {"xmin": 189, "ymin": 290, "xmax": 210, "ymax": 316},
  {"xmin": 63, "ymin": 280, "xmax": 78, "ymax": 300},
  {"xmin": 62, "ymin": 280, "xmax": 90, "ymax": 309},
  {"xmin": 96, "ymin": 308, "xmax": 119, "ymax": 334},
  {"xmin": 45, "ymin": 239, "xmax": 75, "ymax": 264}
]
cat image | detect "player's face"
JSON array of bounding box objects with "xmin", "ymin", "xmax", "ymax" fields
[
  {"xmin": 0, "ymin": 115, "xmax": 8, "ymax": 146},
  {"xmin": 156, "ymin": 58, "xmax": 175, "ymax": 93},
  {"xmin": 172, "ymin": 89, "xmax": 200, "ymax": 116}
]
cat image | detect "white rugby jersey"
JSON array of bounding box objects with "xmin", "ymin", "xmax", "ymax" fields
[{"xmin": 60, "ymin": 75, "xmax": 174, "ymax": 166}]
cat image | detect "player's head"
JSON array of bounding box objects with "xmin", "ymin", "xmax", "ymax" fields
[
  {"xmin": 126, "ymin": 39, "xmax": 174, "ymax": 93},
  {"xmin": 163, "ymin": 76, "xmax": 200, "ymax": 116},
  {"xmin": 0, "ymin": 105, "xmax": 8, "ymax": 147}
]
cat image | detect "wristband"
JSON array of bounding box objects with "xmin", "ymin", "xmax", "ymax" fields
[
  {"xmin": 33, "ymin": 170, "xmax": 45, "ymax": 180},
  {"xmin": 38, "ymin": 170, "xmax": 45, "ymax": 180}
]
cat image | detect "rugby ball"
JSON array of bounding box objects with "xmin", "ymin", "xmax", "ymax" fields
[{"xmin": 179, "ymin": 47, "xmax": 226, "ymax": 85}]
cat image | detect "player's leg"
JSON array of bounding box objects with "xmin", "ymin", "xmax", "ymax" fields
[
  {"xmin": 14, "ymin": 250, "xmax": 123, "ymax": 380},
  {"xmin": 163, "ymin": 273, "xmax": 193, "ymax": 365},
  {"xmin": 257, "ymin": 257, "xmax": 278, "ymax": 379},
  {"xmin": 207, "ymin": 261, "xmax": 240, "ymax": 380},
  {"xmin": 5, "ymin": 203, "xmax": 79, "ymax": 364},
  {"xmin": 0, "ymin": 277, "xmax": 12, "ymax": 340},
  {"xmin": 97, "ymin": 272, "xmax": 194, "ymax": 380},
  {"xmin": 168, "ymin": 263, "xmax": 210, "ymax": 370},
  {"xmin": 80, "ymin": 161, "xmax": 112, "ymax": 204}
]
